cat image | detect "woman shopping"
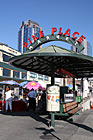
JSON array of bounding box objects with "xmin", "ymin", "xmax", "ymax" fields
[{"xmin": 5, "ymin": 86, "xmax": 13, "ymax": 112}]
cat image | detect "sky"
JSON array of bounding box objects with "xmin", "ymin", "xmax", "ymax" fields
[{"xmin": 0, "ymin": 0, "xmax": 93, "ymax": 53}]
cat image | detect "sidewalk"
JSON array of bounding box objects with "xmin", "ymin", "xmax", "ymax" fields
[{"xmin": 0, "ymin": 109, "xmax": 93, "ymax": 140}]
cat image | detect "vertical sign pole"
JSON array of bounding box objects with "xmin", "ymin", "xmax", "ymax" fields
[
  {"xmin": 73, "ymin": 78, "xmax": 75, "ymax": 100},
  {"xmin": 50, "ymin": 59, "xmax": 55, "ymax": 127},
  {"xmin": 63, "ymin": 78, "xmax": 65, "ymax": 86},
  {"xmin": 81, "ymin": 78, "xmax": 83, "ymax": 99}
]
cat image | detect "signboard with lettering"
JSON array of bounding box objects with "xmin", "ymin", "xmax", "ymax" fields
[
  {"xmin": 23, "ymin": 27, "xmax": 85, "ymax": 52},
  {"xmin": 55, "ymin": 68, "xmax": 75, "ymax": 78}
]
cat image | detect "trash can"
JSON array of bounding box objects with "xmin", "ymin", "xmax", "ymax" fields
[{"xmin": 75, "ymin": 96, "xmax": 81, "ymax": 103}]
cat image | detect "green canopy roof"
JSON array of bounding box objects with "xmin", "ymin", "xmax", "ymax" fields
[{"xmin": 9, "ymin": 45, "xmax": 93, "ymax": 78}]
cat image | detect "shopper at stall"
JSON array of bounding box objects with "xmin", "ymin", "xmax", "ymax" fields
[
  {"xmin": 5, "ymin": 86, "xmax": 13, "ymax": 112},
  {"xmin": 41, "ymin": 90, "xmax": 46, "ymax": 113},
  {"xmin": 27, "ymin": 88, "xmax": 37, "ymax": 112},
  {"xmin": 37, "ymin": 90, "xmax": 47, "ymax": 115}
]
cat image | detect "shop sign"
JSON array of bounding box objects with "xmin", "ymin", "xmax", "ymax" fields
[
  {"xmin": 55, "ymin": 68, "xmax": 75, "ymax": 78},
  {"xmin": 23, "ymin": 27, "xmax": 85, "ymax": 52}
]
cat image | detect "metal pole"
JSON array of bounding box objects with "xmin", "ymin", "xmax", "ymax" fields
[
  {"xmin": 51, "ymin": 64, "xmax": 54, "ymax": 85},
  {"xmin": 50, "ymin": 113, "xmax": 55, "ymax": 127},
  {"xmin": 50, "ymin": 59, "xmax": 55, "ymax": 127},
  {"xmin": 81, "ymin": 78, "xmax": 83, "ymax": 99},
  {"xmin": 63, "ymin": 78, "xmax": 65, "ymax": 86},
  {"xmin": 73, "ymin": 78, "xmax": 75, "ymax": 91},
  {"xmin": 73, "ymin": 78, "xmax": 75, "ymax": 100}
]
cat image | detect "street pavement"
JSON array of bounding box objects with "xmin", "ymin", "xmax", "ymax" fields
[{"xmin": 0, "ymin": 109, "xmax": 93, "ymax": 140}]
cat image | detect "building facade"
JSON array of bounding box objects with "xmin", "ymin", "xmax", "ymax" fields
[
  {"xmin": 71, "ymin": 39, "xmax": 93, "ymax": 97},
  {"xmin": 81, "ymin": 39, "xmax": 92, "ymax": 56},
  {"xmin": 18, "ymin": 20, "xmax": 41, "ymax": 54},
  {"xmin": 0, "ymin": 43, "xmax": 53, "ymax": 86},
  {"xmin": 29, "ymin": 72, "xmax": 63, "ymax": 86},
  {"xmin": 71, "ymin": 39, "xmax": 92, "ymax": 56},
  {"xmin": 0, "ymin": 43, "xmax": 27, "ymax": 83}
]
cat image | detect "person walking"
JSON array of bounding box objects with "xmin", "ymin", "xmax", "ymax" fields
[
  {"xmin": 27, "ymin": 88, "xmax": 37, "ymax": 112},
  {"xmin": 5, "ymin": 86, "xmax": 13, "ymax": 112},
  {"xmin": 40, "ymin": 90, "xmax": 46, "ymax": 114}
]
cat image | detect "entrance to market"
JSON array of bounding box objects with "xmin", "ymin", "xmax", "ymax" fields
[{"xmin": 9, "ymin": 30, "xmax": 93, "ymax": 127}]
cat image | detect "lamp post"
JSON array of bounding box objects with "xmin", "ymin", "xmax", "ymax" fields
[{"xmin": 50, "ymin": 60, "xmax": 55, "ymax": 127}]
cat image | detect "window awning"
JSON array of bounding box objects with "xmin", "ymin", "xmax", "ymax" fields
[{"xmin": 0, "ymin": 62, "xmax": 27, "ymax": 73}]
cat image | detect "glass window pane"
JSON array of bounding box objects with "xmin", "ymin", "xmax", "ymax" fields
[
  {"xmin": 3, "ymin": 68, "xmax": 10, "ymax": 77},
  {"xmin": 44, "ymin": 76, "xmax": 49, "ymax": 81},
  {"xmin": 22, "ymin": 73, "xmax": 27, "ymax": 79},
  {"xmin": 3, "ymin": 54, "xmax": 11, "ymax": 62},
  {"xmin": 30, "ymin": 72, "xmax": 37, "ymax": 78},
  {"xmin": 13, "ymin": 71, "xmax": 19, "ymax": 78},
  {"xmin": 38, "ymin": 74, "xmax": 43, "ymax": 80}
]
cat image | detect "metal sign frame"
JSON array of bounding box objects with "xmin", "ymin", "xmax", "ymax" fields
[{"xmin": 27, "ymin": 34, "xmax": 84, "ymax": 52}]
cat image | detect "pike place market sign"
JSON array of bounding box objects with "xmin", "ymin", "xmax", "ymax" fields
[{"xmin": 23, "ymin": 27, "xmax": 85, "ymax": 52}]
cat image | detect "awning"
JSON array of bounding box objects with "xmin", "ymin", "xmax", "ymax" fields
[
  {"xmin": 0, "ymin": 76, "xmax": 29, "ymax": 83},
  {"xmin": 0, "ymin": 62, "xmax": 27, "ymax": 73},
  {"xmin": 9, "ymin": 45, "xmax": 93, "ymax": 78}
]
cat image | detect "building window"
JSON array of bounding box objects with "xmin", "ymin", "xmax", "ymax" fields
[
  {"xmin": 30, "ymin": 72, "xmax": 37, "ymax": 79},
  {"xmin": 22, "ymin": 73, "xmax": 27, "ymax": 79},
  {"xmin": 13, "ymin": 71, "xmax": 19, "ymax": 78},
  {"xmin": 3, "ymin": 68, "xmax": 10, "ymax": 77},
  {"xmin": 38, "ymin": 74, "xmax": 43, "ymax": 80},
  {"xmin": 55, "ymin": 81, "xmax": 60, "ymax": 83},
  {"xmin": 3, "ymin": 54, "xmax": 11, "ymax": 62},
  {"xmin": 44, "ymin": 76, "xmax": 49, "ymax": 81}
]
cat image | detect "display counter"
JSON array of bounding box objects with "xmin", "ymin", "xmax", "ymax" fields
[{"xmin": 0, "ymin": 100, "xmax": 27, "ymax": 112}]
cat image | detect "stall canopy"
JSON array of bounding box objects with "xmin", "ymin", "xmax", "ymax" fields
[{"xmin": 9, "ymin": 45, "xmax": 93, "ymax": 78}]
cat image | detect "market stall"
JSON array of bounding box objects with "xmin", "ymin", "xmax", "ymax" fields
[
  {"xmin": 0, "ymin": 80, "xmax": 28, "ymax": 112},
  {"xmin": 0, "ymin": 100, "xmax": 27, "ymax": 112},
  {"xmin": 9, "ymin": 45, "xmax": 93, "ymax": 126}
]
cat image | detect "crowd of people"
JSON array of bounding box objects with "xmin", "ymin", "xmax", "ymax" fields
[{"xmin": 4, "ymin": 86, "xmax": 46, "ymax": 114}]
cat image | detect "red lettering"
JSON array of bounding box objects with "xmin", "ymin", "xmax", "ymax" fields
[
  {"xmin": 28, "ymin": 38, "xmax": 32, "ymax": 44},
  {"xmin": 23, "ymin": 42, "xmax": 27, "ymax": 48},
  {"xmin": 58, "ymin": 27, "xmax": 63, "ymax": 35},
  {"xmin": 32, "ymin": 33, "xmax": 39, "ymax": 41},
  {"xmin": 39, "ymin": 31, "xmax": 44, "ymax": 38},
  {"xmin": 51, "ymin": 27, "xmax": 57, "ymax": 35},
  {"xmin": 55, "ymin": 68, "xmax": 75, "ymax": 78},
  {"xmin": 78, "ymin": 35, "xmax": 85, "ymax": 43},
  {"xmin": 60, "ymin": 68, "xmax": 75, "ymax": 78},
  {"xmin": 72, "ymin": 32, "xmax": 79, "ymax": 39},
  {"xmin": 64, "ymin": 29, "xmax": 70, "ymax": 36}
]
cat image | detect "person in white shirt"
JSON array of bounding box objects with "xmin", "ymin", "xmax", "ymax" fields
[
  {"xmin": 27, "ymin": 88, "xmax": 37, "ymax": 112},
  {"xmin": 5, "ymin": 86, "xmax": 13, "ymax": 112}
]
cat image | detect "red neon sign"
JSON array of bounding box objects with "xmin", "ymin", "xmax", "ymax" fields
[{"xmin": 55, "ymin": 68, "xmax": 75, "ymax": 78}]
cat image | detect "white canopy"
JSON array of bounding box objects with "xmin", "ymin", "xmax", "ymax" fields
[{"xmin": 38, "ymin": 80, "xmax": 46, "ymax": 89}]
